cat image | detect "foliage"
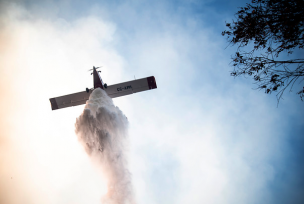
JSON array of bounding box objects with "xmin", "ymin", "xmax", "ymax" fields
[{"xmin": 222, "ymin": 0, "xmax": 304, "ymax": 102}]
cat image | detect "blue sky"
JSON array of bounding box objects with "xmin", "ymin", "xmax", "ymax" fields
[{"xmin": 0, "ymin": 0, "xmax": 303, "ymax": 204}]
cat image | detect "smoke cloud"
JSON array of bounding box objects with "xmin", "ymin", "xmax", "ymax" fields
[{"xmin": 75, "ymin": 88, "xmax": 135, "ymax": 204}]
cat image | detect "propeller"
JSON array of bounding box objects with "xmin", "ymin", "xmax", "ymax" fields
[{"xmin": 88, "ymin": 66, "xmax": 103, "ymax": 71}]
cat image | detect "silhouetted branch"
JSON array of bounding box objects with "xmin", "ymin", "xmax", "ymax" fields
[{"xmin": 223, "ymin": 0, "xmax": 304, "ymax": 102}]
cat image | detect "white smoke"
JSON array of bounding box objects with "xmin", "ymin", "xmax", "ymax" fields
[{"xmin": 75, "ymin": 88, "xmax": 135, "ymax": 204}]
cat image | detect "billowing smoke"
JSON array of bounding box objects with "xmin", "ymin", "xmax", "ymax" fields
[{"xmin": 75, "ymin": 88, "xmax": 135, "ymax": 204}]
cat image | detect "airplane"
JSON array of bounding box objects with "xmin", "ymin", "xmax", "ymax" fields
[{"xmin": 49, "ymin": 66, "xmax": 157, "ymax": 110}]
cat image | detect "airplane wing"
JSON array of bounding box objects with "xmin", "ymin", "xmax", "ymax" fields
[
  {"xmin": 49, "ymin": 90, "xmax": 93, "ymax": 110},
  {"xmin": 104, "ymin": 76, "xmax": 157, "ymax": 98},
  {"xmin": 49, "ymin": 76, "xmax": 157, "ymax": 110}
]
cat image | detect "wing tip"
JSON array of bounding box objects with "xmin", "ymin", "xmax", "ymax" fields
[
  {"xmin": 49, "ymin": 98, "xmax": 59, "ymax": 110},
  {"xmin": 147, "ymin": 76, "xmax": 157, "ymax": 89}
]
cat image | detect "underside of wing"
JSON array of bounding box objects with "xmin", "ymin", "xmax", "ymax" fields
[
  {"xmin": 49, "ymin": 89, "xmax": 93, "ymax": 110},
  {"xmin": 49, "ymin": 76, "xmax": 157, "ymax": 110},
  {"xmin": 105, "ymin": 76, "xmax": 157, "ymax": 98}
]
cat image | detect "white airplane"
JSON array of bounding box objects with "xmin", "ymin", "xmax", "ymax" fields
[{"xmin": 49, "ymin": 66, "xmax": 157, "ymax": 110}]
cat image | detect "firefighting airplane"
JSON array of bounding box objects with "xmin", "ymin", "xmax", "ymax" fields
[{"xmin": 49, "ymin": 66, "xmax": 157, "ymax": 110}]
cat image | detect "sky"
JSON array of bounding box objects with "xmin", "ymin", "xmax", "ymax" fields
[{"xmin": 0, "ymin": 0, "xmax": 303, "ymax": 204}]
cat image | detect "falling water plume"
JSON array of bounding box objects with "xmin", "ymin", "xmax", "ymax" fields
[{"xmin": 75, "ymin": 88, "xmax": 135, "ymax": 204}]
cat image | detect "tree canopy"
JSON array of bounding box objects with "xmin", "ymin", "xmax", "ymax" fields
[{"xmin": 222, "ymin": 0, "xmax": 304, "ymax": 102}]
